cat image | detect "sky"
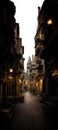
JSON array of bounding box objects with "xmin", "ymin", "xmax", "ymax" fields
[{"xmin": 11, "ymin": 0, "xmax": 44, "ymax": 71}]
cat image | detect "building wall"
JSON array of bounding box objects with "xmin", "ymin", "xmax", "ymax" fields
[{"xmin": 35, "ymin": 0, "xmax": 58, "ymax": 97}]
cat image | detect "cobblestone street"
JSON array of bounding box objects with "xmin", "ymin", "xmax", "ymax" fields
[{"xmin": 6, "ymin": 92, "xmax": 57, "ymax": 130}]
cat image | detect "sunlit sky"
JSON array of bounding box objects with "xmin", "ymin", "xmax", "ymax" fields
[{"xmin": 11, "ymin": 0, "xmax": 44, "ymax": 71}]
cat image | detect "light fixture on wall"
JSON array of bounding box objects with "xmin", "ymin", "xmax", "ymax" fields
[{"xmin": 47, "ymin": 18, "xmax": 53, "ymax": 25}]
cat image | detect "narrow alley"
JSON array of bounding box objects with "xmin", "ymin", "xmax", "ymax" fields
[
  {"xmin": 0, "ymin": 0, "xmax": 58, "ymax": 130},
  {"xmin": 4, "ymin": 92, "xmax": 57, "ymax": 130}
]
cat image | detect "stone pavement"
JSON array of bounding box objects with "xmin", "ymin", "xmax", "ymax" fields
[
  {"xmin": 0, "ymin": 103, "xmax": 16, "ymax": 130},
  {"xmin": 36, "ymin": 94, "xmax": 58, "ymax": 112},
  {"xmin": 0, "ymin": 92, "xmax": 58, "ymax": 130},
  {"xmin": 9, "ymin": 92, "xmax": 58, "ymax": 130}
]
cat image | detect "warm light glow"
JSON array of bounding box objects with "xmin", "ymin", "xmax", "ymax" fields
[
  {"xmin": 47, "ymin": 19, "xmax": 53, "ymax": 25},
  {"xmin": 9, "ymin": 76, "xmax": 13, "ymax": 79},
  {"xmin": 39, "ymin": 33, "xmax": 44, "ymax": 40},
  {"xmin": 39, "ymin": 33, "xmax": 42, "ymax": 39},
  {"xmin": 26, "ymin": 81, "xmax": 28, "ymax": 85},
  {"xmin": 9, "ymin": 68, "xmax": 13, "ymax": 73},
  {"xmin": 19, "ymin": 79, "xmax": 22, "ymax": 83},
  {"xmin": 52, "ymin": 69, "xmax": 58, "ymax": 77},
  {"xmin": 40, "ymin": 79, "xmax": 43, "ymax": 91}
]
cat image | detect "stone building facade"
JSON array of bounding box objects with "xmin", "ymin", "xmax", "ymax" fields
[
  {"xmin": 35, "ymin": 0, "xmax": 58, "ymax": 97},
  {"xmin": 0, "ymin": 0, "xmax": 24, "ymax": 103}
]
